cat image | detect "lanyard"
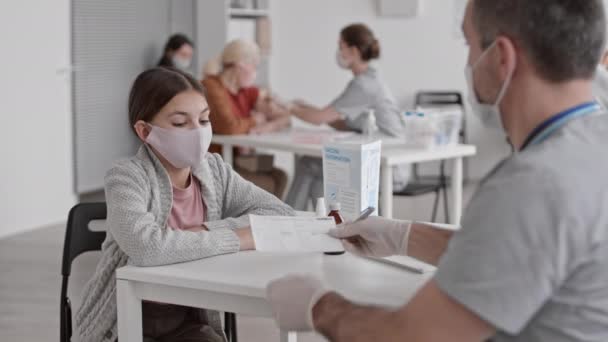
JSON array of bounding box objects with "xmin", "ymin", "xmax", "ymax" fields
[{"xmin": 521, "ymin": 102, "xmax": 602, "ymax": 150}]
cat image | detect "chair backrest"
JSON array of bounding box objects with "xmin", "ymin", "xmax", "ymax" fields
[
  {"xmin": 61, "ymin": 202, "xmax": 107, "ymax": 276},
  {"xmin": 415, "ymin": 91, "xmax": 463, "ymax": 107},
  {"xmin": 413, "ymin": 91, "xmax": 467, "ymax": 181},
  {"xmin": 414, "ymin": 91, "xmax": 465, "ymax": 141},
  {"xmin": 60, "ymin": 202, "xmax": 107, "ymax": 342}
]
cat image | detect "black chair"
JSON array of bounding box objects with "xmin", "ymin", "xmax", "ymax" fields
[
  {"xmin": 60, "ymin": 203, "xmax": 107, "ymax": 342},
  {"xmin": 412, "ymin": 91, "xmax": 468, "ymax": 181},
  {"xmin": 393, "ymin": 91, "xmax": 466, "ymax": 222},
  {"xmin": 59, "ymin": 202, "xmax": 239, "ymax": 342},
  {"xmin": 225, "ymin": 312, "xmax": 238, "ymax": 342},
  {"xmin": 394, "ymin": 161, "xmax": 450, "ymax": 223}
]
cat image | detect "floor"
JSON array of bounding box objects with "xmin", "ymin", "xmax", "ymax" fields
[{"xmin": 0, "ymin": 184, "xmax": 477, "ymax": 342}]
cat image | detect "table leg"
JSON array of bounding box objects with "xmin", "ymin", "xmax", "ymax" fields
[
  {"xmin": 117, "ymin": 279, "xmax": 143, "ymax": 342},
  {"xmin": 223, "ymin": 144, "xmax": 234, "ymax": 166},
  {"xmin": 450, "ymin": 157, "xmax": 463, "ymax": 225},
  {"xmin": 380, "ymin": 164, "xmax": 393, "ymax": 218},
  {"xmin": 280, "ymin": 330, "xmax": 298, "ymax": 342}
]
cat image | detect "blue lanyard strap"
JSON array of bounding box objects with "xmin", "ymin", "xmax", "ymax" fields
[{"xmin": 521, "ymin": 102, "xmax": 601, "ymax": 150}]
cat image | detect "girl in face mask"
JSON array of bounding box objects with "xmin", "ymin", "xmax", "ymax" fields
[
  {"xmin": 157, "ymin": 33, "xmax": 194, "ymax": 72},
  {"xmin": 285, "ymin": 23, "xmax": 408, "ymax": 210},
  {"xmin": 202, "ymin": 39, "xmax": 291, "ymax": 198},
  {"xmin": 75, "ymin": 67, "xmax": 294, "ymax": 342}
]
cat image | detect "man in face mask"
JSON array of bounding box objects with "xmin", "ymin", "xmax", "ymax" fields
[{"xmin": 265, "ymin": 1, "xmax": 608, "ymax": 341}]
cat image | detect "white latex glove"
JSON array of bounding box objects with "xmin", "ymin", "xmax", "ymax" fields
[
  {"xmin": 329, "ymin": 216, "xmax": 412, "ymax": 257},
  {"xmin": 266, "ymin": 274, "xmax": 329, "ymax": 332}
]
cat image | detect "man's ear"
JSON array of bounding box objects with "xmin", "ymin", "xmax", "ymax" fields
[
  {"xmin": 495, "ymin": 36, "xmax": 517, "ymax": 81},
  {"xmin": 133, "ymin": 120, "xmax": 151, "ymax": 142}
]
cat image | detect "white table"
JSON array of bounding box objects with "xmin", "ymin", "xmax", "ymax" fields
[
  {"xmin": 212, "ymin": 131, "xmax": 476, "ymax": 224},
  {"xmin": 117, "ymin": 252, "xmax": 434, "ymax": 342}
]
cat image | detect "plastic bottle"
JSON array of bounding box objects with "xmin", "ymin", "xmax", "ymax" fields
[
  {"xmin": 327, "ymin": 203, "xmax": 344, "ymax": 224},
  {"xmin": 315, "ymin": 198, "xmax": 327, "ymax": 217},
  {"xmin": 325, "ymin": 202, "xmax": 346, "ymax": 255},
  {"xmin": 402, "ymin": 111, "xmax": 414, "ymax": 144},
  {"xmin": 363, "ymin": 109, "xmax": 377, "ymax": 138}
]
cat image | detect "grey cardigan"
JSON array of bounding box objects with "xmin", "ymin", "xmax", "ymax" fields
[{"xmin": 75, "ymin": 145, "xmax": 294, "ymax": 342}]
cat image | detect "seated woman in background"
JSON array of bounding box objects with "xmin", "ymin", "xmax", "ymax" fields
[
  {"xmin": 157, "ymin": 33, "xmax": 194, "ymax": 72},
  {"xmin": 202, "ymin": 39, "xmax": 291, "ymax": 198},
  {"xmin": 285, "ymin": 23, "xmax": 408, "ymax": 210},
  {"xmin": 75, "ymin": 67, "xmax": 293, "ymax": 342}
]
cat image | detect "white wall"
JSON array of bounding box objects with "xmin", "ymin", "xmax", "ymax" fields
[
  {"xmin": 0, "ymin": 0, "xmax": 75, "ymax": 238},
  {"xmin": 271, "ymin": 0, "xmax": 510, "ymax": 180}
]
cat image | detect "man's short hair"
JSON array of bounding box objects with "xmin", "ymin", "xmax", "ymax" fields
[{"xmin": 472, "ymin": 0, "xmax": 606, "ymax": 82}]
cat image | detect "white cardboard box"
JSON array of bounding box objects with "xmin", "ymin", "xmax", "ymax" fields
[{"xmin": 323, "ymin": 139, "xmax": 382, "ymax": 221}]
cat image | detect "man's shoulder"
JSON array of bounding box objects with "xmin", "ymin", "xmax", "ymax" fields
[{"xmin": 511, "ymin": 113, "xmax": 608, "ymax": 181}]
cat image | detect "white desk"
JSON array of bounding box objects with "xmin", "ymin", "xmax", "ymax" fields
[
  {"xmin": 212, "ymin": 130, "xmax": 477, "ymax": 224},
  {"xmin": 117, "ymin": 252, "xmax": 434, "ymax": 342}
]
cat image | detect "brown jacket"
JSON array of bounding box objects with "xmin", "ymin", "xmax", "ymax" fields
[
  {"xmin": 202, "ymin": 75, "xmax": 256, "ymax": 135},
  {"xmin": 202, "ymin": 76, "xmax": 257, "ymax": 155}
]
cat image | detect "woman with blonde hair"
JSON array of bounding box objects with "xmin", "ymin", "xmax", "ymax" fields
[{"xmin": 202, "ymin": 39, "xmax": 290, "ymax": 198}]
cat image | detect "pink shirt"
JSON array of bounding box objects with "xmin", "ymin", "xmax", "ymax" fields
[{"xmin": 167, "ymin": 175, "xmax": 206, "ymax": 230}]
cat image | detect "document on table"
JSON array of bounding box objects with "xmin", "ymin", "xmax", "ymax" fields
[{"xmin": 249, "ymin": 215, "xmax": 344, "ymax": 253}]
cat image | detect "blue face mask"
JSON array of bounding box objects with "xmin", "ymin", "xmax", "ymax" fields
[{"xmin": 464, "ymin": 41, "xmax": 514, "ymax": 131}]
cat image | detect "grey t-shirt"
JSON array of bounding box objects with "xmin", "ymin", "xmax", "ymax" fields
[
  {"xmin": 331, "ymin": 66, "xmax": 403, "ymax": 137},
  {"xmin": 435, "ymin": 112, "xmax": 608, "ymax": 341}
]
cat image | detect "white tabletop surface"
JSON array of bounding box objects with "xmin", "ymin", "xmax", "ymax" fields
[
  {"xmin": 211, "ymin": 129, "xmax": 476, "ymax": 164},
  {"xmin": 116, "ymin": 251, "xmax": 435, "ymax": 309},
  {"xmin": 380, "ymin": 144, "xmax": 476, "ymax": 165}
]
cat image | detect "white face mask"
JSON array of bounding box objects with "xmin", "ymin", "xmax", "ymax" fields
[
  {"xmin": 465, "ymin": 41, "xmax": 514, "ymax": 131},
  {"xmin": 336, "ymin": 49, "xmax": 351, "ymax": 69},
  {"xmin": 172, "ymin": 56, "xmax": 192, "ymax": 71},
  {"xmin": 145, "ymin": 124, "xmax": 212, "ymax": 169}
]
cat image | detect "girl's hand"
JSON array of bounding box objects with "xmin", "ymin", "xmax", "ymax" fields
[
  {"xmin": 184, "ymin": 226, "xmax": 209, "ymax": 232},
  {"xmin": 236, "ymin": 227, "xmax": 256, "ymax": 251}
]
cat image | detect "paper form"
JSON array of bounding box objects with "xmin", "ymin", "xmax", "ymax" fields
[{"xmin": 249, "ymin": 215, "xmax": 344, "ymax": 253}]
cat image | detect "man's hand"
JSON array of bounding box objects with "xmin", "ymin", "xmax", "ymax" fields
[
  {"xmin": 311, "ymin": 281, "xmax": 496, "ymax": 342},
  {"xmin": 330, "ymin": 217, "xmax": 412, "ymax": 258},
  {"xmin": 266, "ymin": 274, "xmax": 329, "ymax": 331}
]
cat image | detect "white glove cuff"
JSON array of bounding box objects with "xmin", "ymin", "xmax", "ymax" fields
[
  {"xmin": 306, "ymin": 287, "xmax": 330, "ymax": 330},
  {"xmin": 400, "ymin": 221, "xmax": 413, "ymax": 256}
]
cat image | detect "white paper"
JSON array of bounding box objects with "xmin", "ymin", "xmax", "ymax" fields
[{"xmin": 249, "ymin": 215, "xmax": 344, "ymax": 253}]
